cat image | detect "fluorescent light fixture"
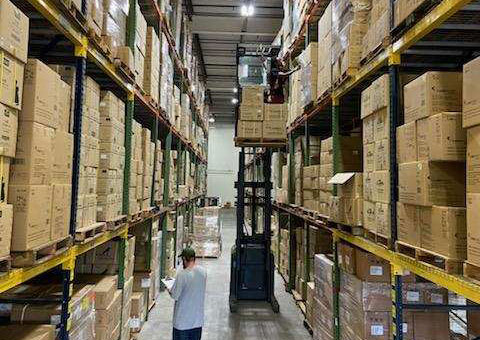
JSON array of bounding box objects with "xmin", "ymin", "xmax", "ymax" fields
[
  {"xmin": 241, "ymin": 4, "xmax": 254, "ymax": 16},
  {"xmin": 209, "ymin": 116, "xmax": 215, "ymax": 123},
  {"xmin": 233, "ymin": 87, "xmax": 238, "ymax": 93},
  {"xmin": 231, "ymin": 98, "xmax": 239, "ymax": 104}
]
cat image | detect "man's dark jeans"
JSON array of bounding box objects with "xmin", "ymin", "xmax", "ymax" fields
[{"xmin": 173, "ymin": 327, "xmax": 202, "ymax": 340}]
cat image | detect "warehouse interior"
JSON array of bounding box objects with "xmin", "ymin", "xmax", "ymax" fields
[{"xmin": 2, "ymin": 0, "xmax": 480, "ymax": 339}]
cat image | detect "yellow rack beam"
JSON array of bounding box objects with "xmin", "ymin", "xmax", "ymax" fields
[{"xmin": 333, "ymin": 230, "xmax": 480, "ymax": 304}]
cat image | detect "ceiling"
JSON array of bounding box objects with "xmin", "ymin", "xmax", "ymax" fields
[{"xmin": 186, "ymin": 0, "xmax": 283, "ymax": 122}]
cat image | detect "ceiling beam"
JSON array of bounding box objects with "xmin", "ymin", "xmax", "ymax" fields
[
  {"xmin": 193, "ymin": 30, "xmax": 277, "ymax": 36},
  {"xmin": 193, "ymin": 33, "xmax": 208, "ymax": 80}
]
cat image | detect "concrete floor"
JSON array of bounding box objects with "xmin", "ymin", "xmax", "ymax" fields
[{"xmin": 139, "ymin": 208, "xmax": 312, "ymax": 340}]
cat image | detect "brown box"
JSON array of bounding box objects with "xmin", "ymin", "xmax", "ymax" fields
[
  {"xmin": 416, "ymin": 112, "xmax": 466, "ymax": 161},
  {"xmin": 52, "ymin": 130, "xmax": 73, "ymax": 184},
  {"xmin": 0, "ymin": 103, "xmax": 18, "ymax": 157},
  {"xmin": 394, "ymin": 0, "xmax": 427, "ymax": 28},
  {"xmin": 9, "ymin": 185, "xmax": 51, "ymax": 251},
  {"xmin": 467, "ymin": 193, "xmax": 480, "ymax": 265},
  {"xmin": 363, "ymin": 200, "xmax": 376, "ymax": 232},
  {"xmin": 398, "ymin": 161, "xmax": 466, "ymax": 206},
  {"xmin": 397, "ymin": 202, "xmax": 421, "ymax": 247},
  {"xmin": 241, "ymin": 86, "xmax": 264, "ymax": 107},
  {"xmin": 355, "ymin": 248, "xmax": 391, "ymax": 282},
  {"xmin": 0, "ymin": 0, "xmax": 29, "ymax": 63},
  {"xmin": 239, "ymin": 105, "xmax": 263, "ymax": 121},
  {"xmin": 0, "ymin": 203, "xmax": 12, "ymax": 257},
  {"xmin": 22, "ymin": 59, "xmax": 60, "ymax": 128},
  {"xmin": 338, "ymin": 242, "xmax": 356, "ymax": 275},
  {"xmin": 403, "ymin": 72, "xmax": 462, "ymax": 124},
  {"xmin": 463, "ymin": 55, "xmax": 480, "ymax": 128},
  {"xmin": 336, "ymin": 173, "xmax": 363, "ymax": 198},
  {"xmin": 11, "ymin": 121, "xmax": 54, "ymax": 185},
  {"xmin": 264, "ymin": 104, "xmax": 287, "ymax": 121},
  {"xmin": 237, "ymin": 120, "xmax": 262, "ymax": 139},
  {"xmin": 372, "ymin": 171, "xmax": 390, "ymax": 204},
  {"xmin": 421, "ymin": 206, "xmax": 466, "ymax": 260},
  {"xmin": 0, "ymin": 325, "xmax": 55, "ymax": 340},
  {"xmin": 77, "ymin": 275, "xmax": 118, "ymax": 310},
  {"xmin": 96, "ymin": 289, "xmax": 122, "ymax": 325},
  {"xmin": 0, "ymin": 50, "xmax": 24, "ymax": 110},
  {"xmin": 50, "ymin": 184, "xmax": 71, "ymax": 242},
  {"xmin": 397, "ymin": 121, "xmax": 417, "ymax": 163},
  {"xmin": 412, "ymin": 311, "xmax": 450, "ymax": 340},
  {"xmin": 467, "ymin": 125, "xmax": 480, "ymax": 193},
  {"xmin": 263, "ymin": 120, "xmax": 286, "ymax": 139}
]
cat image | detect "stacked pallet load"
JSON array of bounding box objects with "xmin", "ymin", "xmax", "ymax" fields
[
  {"xmin": 129, "ymin": 121, "xmax": 143, "ymax": 214},
  {"xmin": 144, "ymin": 27, "xmax": 160, "ymax": 106},
  {"xmin": 317, "ymin": 3, "xmax": 332, "ymax": 100},
  {"xmin": 264, "ymin": 103, "xmax": 287, "ymax": 142},
  {"xmin": 299, "ymin": 42, "xmax": 318, "ymax": 109},
  {"xmin": 462, "ymin": 57, "xmax": 480, "ymax": 276},
  {"xmin": 101, "ymin": 0, "xmax": 128, "ymax": 56},
  {"xmin": 97, "ymin": 91, "xmax": 125, "ymax": 223},
  {"xmin": 153, "ymin": 143, "xmax": 163, "ymax": 203},
  {"xmin": 288, "ymin": 68, "xmax": 302, "ymax": 125},
  {"xmin": 318, "ymin": 137, "xmax": 333, "ymax": 215},
  {"xmin": 134, "ymin": 4, "xmax": 147, "ymax": 88},
  {"xmin": 9, "ymin": 58, "xmax": 74, "ymax": 262},
  {"xmin": 331, "ymin": 0, "xmax": 371, "ymax": 84},
  {"xmin": 140, "ymin": 128, "xmax": 154, "ymax": 210},
  {"xmin": 312, "ymin": 254, "xmax": 334, "ymax": 340},
  {"xmin": 279, "ymin": 228, "xmax": 290, "ymax": 280},
  {"xmin": 361, "ymin": 74, "xmax": 391, "ymax": 240},
  {"xmin": 294, "ymin": 138, "xmax": 304, "ymax": 205},
  {"xmin": 397, "ymin": 71, "xmax": 466, "ymax": 268},
  {"xmin": 302, "ymin": 165, "xmax": 320, "ymax": 212},
  {"xmin": 237, "ymin": 86, "xmax": 264, "ymax": 141},
  {"xmin": 164, "ymin": 211, "xmax": 177, "ymax": 277},
  {"xmin": 338, "ymin": 242, "xmax": 451, "ymax": 340},
  {"xmin": 160, "ymin": 33, "xmax": 174, "ymax": 123},
  {"xmin": 87, "ymin": 0, "xmax": 104, "ymax": 37},
  {"xmin": 190, "ymin": 206, "xmax": 221, "ymax": 258},
  {"xmin": 0, "ymin": 283, "xmax": 96, "ymax": 339},
  {"xmin": 295, "ymin": 228, "xmax": 307, "ymax": 299},
  {"xmin": 361, "ymin": 0, "xmax": 389, "ymax": 63}
]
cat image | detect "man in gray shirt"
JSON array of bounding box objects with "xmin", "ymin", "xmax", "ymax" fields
[{"xmin": 169, "ymin": 247, "xmax": 207, "ymax": 340}]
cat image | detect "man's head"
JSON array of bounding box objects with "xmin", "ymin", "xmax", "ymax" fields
[{"xmin": 179, "ymin": 247, "xmax": 196, "ymax": 268}]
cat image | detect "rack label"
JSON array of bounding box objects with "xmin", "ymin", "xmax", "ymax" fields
[
  {"xmin": 369, "ymin": 266, "xmax": 383, "ymax": 276},
  {"xmin": 371, "ymin": 325, "xmax": 384, "ymax": 335},
  {"xmin": 406, "ymin": 291, "xmax": 420, "ymax": 302}
]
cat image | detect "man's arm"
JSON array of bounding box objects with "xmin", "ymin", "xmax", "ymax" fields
[{"xmin": 169, "ymin": 272, "xmax": 184, "ymax": 301}]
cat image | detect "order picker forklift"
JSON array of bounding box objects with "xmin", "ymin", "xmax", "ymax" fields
[{"xmin": 229, "ymin": 45, "xmax": 291, "ymax": 313}]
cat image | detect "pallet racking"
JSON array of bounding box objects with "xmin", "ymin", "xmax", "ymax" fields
[
  {"xmin": 272, "ymin": 0, "xmax": 480, "ymax": 338},
  {"xmin": 0, "ymin": 0, "xmax": 208, "ymax": 338}
]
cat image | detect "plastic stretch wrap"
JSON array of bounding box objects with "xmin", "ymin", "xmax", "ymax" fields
[
  {"xmin": 312, "ymin": 296, "xmax": 334, "ymax": 339},
  {"xmin": 361, "ymin": 0, "xmax": 389, "ymax": 60},
  {"xmin": 144, "ymin": 28, "xmax": 161, "ymax": 103},
  {"xmin": 313, "ymin": 254, "xmax": 334, "ymax": 310},
  {"xmin": 190, "ymin": 213, "xmax": 222, "ymax": 258},
  {"xmin": 69, "ymin": 310, "xmax": 96, "ymax": 340},
  {"xmin": 88, "ymin": 0, "xmax": 104, "ymax": 36},
  {"xmin": 102, "ymin": 0, "xmax": 128, "ymax": 51}
]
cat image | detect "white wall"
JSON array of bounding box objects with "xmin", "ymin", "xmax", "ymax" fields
[{"xmin": 207, "ymin": 122, "xmax": 239, "ymax": 204}]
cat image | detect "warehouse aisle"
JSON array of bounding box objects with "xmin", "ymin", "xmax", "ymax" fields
[{"xmin": 139, "ymin": 208, "xmax": 311, "ymax": 340}]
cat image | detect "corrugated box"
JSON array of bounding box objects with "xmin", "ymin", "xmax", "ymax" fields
[
  {"xmin": 263, "ymin": 120, "xmax": 286, "ymax": 139},
  {"xmin": 0, "ymin": 203, "xmax": 12, "ymax": 257},
  {"xmin": 397, "ymin": 121, "xmax": 417, "ymax": 163},
  {"xmin": 0, "ymin": 325, "xmax": 54, "ymax": 340},
  {"xmin": 463, "ymin": 56, "xmax": 480, "ymax": 128},
  {"xmin": 467, "ymin": 125, "xmax": 480, "ymax": 193},
  {"xmin": 0, "ymin": 0, "xmax": 29, "ymax": 63},
  {"xmin": 403, "ymin": 72, "xmax": 462, "ymax": 124},
  {"xmin": 0, "ymin": 50, "xmax": 24, "ymax": 110},
  {"xmin": 50, "ymin": 184, "xmax": 71, "ymax": 241},
  {"xmin": 354, "ymin": 248, "xmax": 391, "ymax": 282},
  {"xmin": 9, "ymin": 185, "xmax": 51, "ymax": 251},
  {"xmin": 237, "ymin": 120, "xmax": 262, "ymax": 139},
  {"xmin": 52, "ymin": 130, "xmax": 73, "ymax": 184},
  {"xmin": 239, "ymin": 105, "xmax": 263, "ymax": 121},
  {"xmin": 467, "ymin": 193, "xmax": 480, "ymax": 266},
  {"xmin": 0, "ymin": 103, "xmax": 17, "ymax": 157},
  {"xmin": 397, "ymin": 202, "xmax": 421, "ymax": 247}
]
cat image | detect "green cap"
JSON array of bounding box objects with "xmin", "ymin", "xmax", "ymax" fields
[{"xmin": 179, "ymin": 247, "xmax": 196, "ymax": 260}]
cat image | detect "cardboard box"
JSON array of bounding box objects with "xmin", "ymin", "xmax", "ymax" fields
[
  {"xmin": 264, "ymin": 104, "xmax": 287, "ymax": 121},
  {"xmin": 11, "ymin": 121, "xmax": 54, "ymax": 185},
  {"xmin": 375, "ymin": 202, "xmax": 390, "ymax": 238},
  {"xmin": 397, "ymin": 121, "xmax": 417, "ymax": 163},
  {"xmin": 412, "ymin": 311, "xmax": 450, "ymax": 340},
  {"xmin": 421, "ymin": 206, "xmax": 466, "ymax": 260},
  {"xmin": 417, "ymin": 112, "xmax": 465, "ymax": 161},
  {"xmin": 96, "ymin": 289, "xmax": 122, "ymax": 325},
  {"xmin": 0, "ymin": 203, "xmax": 12, "ymax": 257},
  {"xmin": 463, "ymin": 56, "xmax": 480, "ymax": 128},
  {"xmin": 403, "ymin": 72, "xmax": 462, "ymax": 124},
  {"xmin": 467, "ymin": 125, "xmax": 480, "ymax": 193},
  {"xmin": 0, "ymin": 0, "xmax": 29, "ymax": 63},
  {"xmin": 241, "ymin": 86, "xmax": 264, "ymax": 107},
  {"xmin": 397, "ymin": 202, "xmax": 421, "ymax": 247},
  {"xmin": 239, "ymin": 105, "xmax": 263, "ymax": 121},
  {"xmin": 22, "ymin": 59, "xmax": 59, "ymax": 128},
  {"xmin": 0, "ymin": 325, "xmax": 55, "ymax": 340},
  {"xmin": 363, "ymin": 114, "xmax": 374, "ymax": 144},
  {"xmin": 394, "ymin": 0, "xmax": 428, "ymax": 28},
  {"xmin": 9, "ymin": 185, "xmax": 51, "ymax": 251},
  {"xmin": 363, "ymin": 200, "xmax": 376, "ymax": 232},
  {"xmin": 374, "ymin": 139, "xmax": 389, "ymax": 171},
  {"xmin": 237, "ymin": 120, "xmax": 262, "ymax": 139},
  {"xmin": 0, "ymin": 103, "xmax": 18, "ymax": 157},
  {"xmin": 52, "ymin": 130, "xmax": 73, "ymax": 184},
  {"xmin": 263, "ymin": 120, "xmax": 286, "ymax": 139},
  {"xmin": 364, "ymin": 143, "xmax": 375, "ymax": 172},
  {"xmin": 399, "ymin": 161, "xmax": 466, "ymax": 206},
  {"xmin": 0, "ymin": 50, "xmax": 24, "ymax": 110},
  {"xmin": 373, "ymin": 171, "xmax": 390, "ymax": 204},
  {"xmin": 338, "ymin": 242, "xmax": 356, "ymax": 274},
  {"xmin": 467, "ymin": 193, "xmax": 480, "ymax": 265},
  {"xmin": 335, "ymin": 173, "xmax": 363, "ymax": 198},
  {"xmin": 77, "ymin": 275, "xmax": 118, "ymax": 310},
  {"xmin": 355, "ymin": 248, "xmax": 391, "ymax": 282},
  {"xmin": 50, "ymin": 184, "xmax": 71, "ymax": 241}
]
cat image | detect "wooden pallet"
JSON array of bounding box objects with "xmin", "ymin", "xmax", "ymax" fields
[
  {"xmin": 75, "ymin": 222, "xmax": 107, "ymax": 243},
  {"xmin": 129, "ymin": 210, "xmax": 143, "ymax": 223},
  {"xmin": 360, "ymin": 36, "xmax": 391, "ymax": 66},
  {"xmin": 114, "ymin": 58, "xmax": 135, "ymax": 82},
  {"xmin": 331, "ymin": 222, "xmax": 363, "ymax": 236},
  {"xmin": 463, "ymin": 262, "xmax": 480, "ymax": 284},
  {"xmin": 105, "ymin": 215, "xmax": 128, "ymax": 231},
  {"xmin": 317, "ymin": 88, "xmax": 332, "ymax": 104},
  {"xmin": 54, "ymin": 0, "xmax": 87, "ymax": 28},
  {"xmin": 333, "ymin": 67, "xmax": 357, "ymax": 89},
  {"xmin": 11, "ymin": 237, "xmax": 72, "ymax": 267},
  {"xmin": 363, "ymin": 229, "xmax": 392, "ymax": 249},
  {"xmin": 234, "ymin": 137, "xmax": 287, "ymax": 148},
  {"xmin": 87, "ymin": 28, "xmax": 113, "ymax": 62},
  {"xmin": 395, "ymin": 241, "xmax": 463, "ymax": 274},
  {"xmin": 145, "ymin": 96, "xmax": 159, "ymax": 109}
]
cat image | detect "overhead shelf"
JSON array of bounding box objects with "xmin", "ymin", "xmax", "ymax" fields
[{"xmin": 273, "ymin": 202, "xmax": 480, "ymax": 305}]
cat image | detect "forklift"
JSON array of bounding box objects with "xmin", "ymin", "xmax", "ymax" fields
[{"xmin": 229, "ymin": 45, "xmax": 293, "ymax": 313}]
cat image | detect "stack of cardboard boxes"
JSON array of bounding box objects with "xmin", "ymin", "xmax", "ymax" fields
[
  {"xmin": 141, "ymin": 128, "xmax": 155, "ymax": 210},
  {"xmin": 10, "ymin": 58, "xmax": 74, "ymax": 253},
  {"xmin": 153, "ymin": 143, "xmax": 164, "ymax": 203},
  {"xmin": 101, "ymin": 0, "xmax": 128, "ymax": 54},
  {"xmin": 160, "ymin": 33, "xmax": 174, "ymax": 123},
  {"xmin": 331, "ymin": 0, "xmax": 370, "ymax": 83},
  {"xmin": 463, "ymin": 57, "xmax": 480, "ymax": 270},
  {"xmin": 78, "ymin": 76, "xmax": 101, "ymax": 229},
  {"xmin": 393, "ymin": 0, "xmax": 429, "ymax": 29},
  {"xmin": 0, "ymin": 325, "xmax": 56, "ymax": 340},
  {"xmin": 134, "ymin": 5, "xmax": 147, "ymax": 88},
  {"xmin": 361, "ymin": 0, "xmax": 389, "ymax": 62},
  {"xmin": 294, "ymin": 138, "xmax": 304, "ymax": 205},
  {"xmin": 317, "ymin": 3, "xmax": 332, "ymax": 100},
  {"xmin": 397, "ymin": 71, "xmax": 467, "ymax": 261},
  {"xmin": 144, "ymin": 27, "xmax": 161, "ymax": 106},
  {"xmin": 312, "ymin": 254, "xmax": 334, "ymax": 339},
  {"xmin": 319, "ymin": 137, "xmax": 334, "ymax": 215},
  {"xmin": 302, "ymin": 165, "xmax": 320, "ymax": 211},
  {"xmin": 87, "ymin": 0, "xmax": 104, "ymax": 37},
  {"xmin": 97, "ymin": 91, "xmax": 125, "ymax": 222},
  {"xmin": 288, "ymin": 69, "xmax": 302, "ymax": 125},
  {"xmin": 361, "ymin": 74, "xmax": 391, "ymax": 237},
  {"xmin": 299, "ymin": 43, "xmax": 318, "ymax": 108},
  {"xmin": 279, "ymin": 228, "xmax": 290, "ymax": 280},
  {"xmin": 190, "ymin": 206, "xmax": 222, "ymax": 258}
]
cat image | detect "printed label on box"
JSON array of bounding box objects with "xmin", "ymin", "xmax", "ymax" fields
[
  {"xmin": 370, "ymin": 265, "xmax": 383, "ymax": 276},
  {"xmin": 406, "ymin": 291, "xmax": 420, "ymax": 302},
  {"xmin": 371, "ymin": 325, "xmax": 384, "ymax": 336},
  {"xmin": 430, "ymin": 293, "xmax": 443, "ymax": 304},
  {"xmin": 403, "ymin": 323, "xmax": 408, "ymax": 333}
]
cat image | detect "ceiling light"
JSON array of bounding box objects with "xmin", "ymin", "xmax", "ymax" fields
[
  {"xmin": 233, "ymin": 87, "xmax": 238, "ymax": 93},
  {"xmin": 247, "ymin": 4, "xmax": 254, "ymax": 16},
  {"xmin": 231, "ymin": 98, "xmax": 239, "ymax": 104},
  {"xmin": 241, "ymin": 4, "xmax": 248, "ymax": 16},
  {"xmin": 209, "ymin": 116, "xmax": 215, "ymax": 123},
  {"xmin": 241, "ymin": 4, "xmax": 254, "ymax": 17}
]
